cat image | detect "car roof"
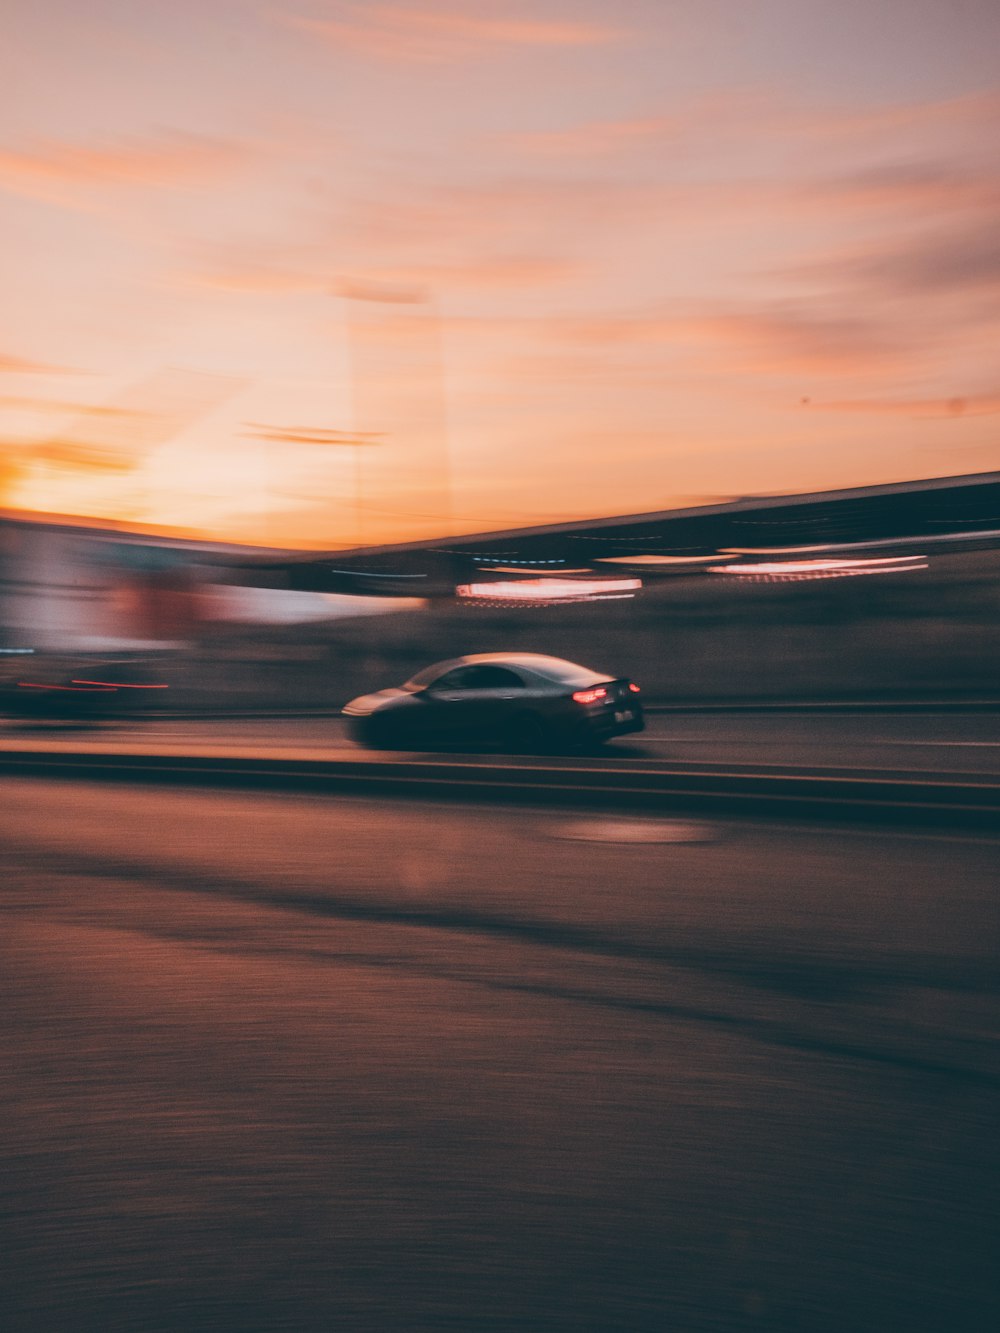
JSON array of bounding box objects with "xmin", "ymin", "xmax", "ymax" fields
[
  {"xmin": 459, "ymin": 652, "xmax": 588, "ymax": 670},
  {"xmin": 418, "ymin": 653, "xmax": 612, "ymax": 685}
]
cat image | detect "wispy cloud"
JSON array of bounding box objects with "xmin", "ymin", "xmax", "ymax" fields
[
  {"xmin": 184, "ymin": 237, "xmax": 581, "ymax": 297},
  {"xmin": 492, "ymin": 86, "xmax": 1000, "ymax": 168},
  {"xmin": 0, "ymin": 132, "xmax": 253, "ymax": 209},
  {"xmin": 497, "ymin": 115, "xmax": 675, "ymax": 159},
  {"xmin": 803, "ymin": 393, "xmax": 1000, "ymax": 419},
  {"xmin": 850, "ymin": 217, "xmax": 1000, "ymax": 296},
  {"xmin": 0, "ymin": 396, "xmax": 135, "ymax": 415},
  {"xmin": 532, "ymin": 305, "xmax": 910, "ymax": 378},
  {"xmin": 283, "ymin": 4, "xmax": 623, "ymax": 64},
  {"xmin": 782, "ymin": 204, "xmax": 1000, "ymax": 338},
  {"xmin": 0, "ymin": 352, "xmax": 79, "ymax": 375},
  {"xmin": 337, "ymin": 254, "xmax": 581, "ymax": 294},
  {"xmin": 787, "ymin": 87, "xmax": 1000, "ymax": 146}
]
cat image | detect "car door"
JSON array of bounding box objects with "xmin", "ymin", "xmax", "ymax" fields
[
  {"xmin": 456, "ymin": 665, "xmax": 528, "ymax": 742},
  {"xmin": 418, "ymin": 664, "xmax": 495, "ymax": 745},
  {"xmin": 417, "ymin": 664, "xmax": 526, "ymax": 746}
]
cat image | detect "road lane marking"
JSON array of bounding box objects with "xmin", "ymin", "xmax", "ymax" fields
[{"xmin": 546, "ymin": 819, "xmax": 716, "ymax": 843}]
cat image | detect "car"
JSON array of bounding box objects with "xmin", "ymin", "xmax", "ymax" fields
[
  {"xmin": 343, "ymin": 652, "xmax": 644, "ymax": 752},
  {"xmin": 0, "ymin": 654, "xmax": 170, "ymax": 725}
]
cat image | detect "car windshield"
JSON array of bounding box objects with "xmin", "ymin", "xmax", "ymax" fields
[{"xmin": 403, "ymin": 662, "xmax": 459, "ymax": 690}]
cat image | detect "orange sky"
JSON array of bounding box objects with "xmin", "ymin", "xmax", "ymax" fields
[{"xmin": 2, "ymin": 1, "xmax": 999, "ymax": 548}]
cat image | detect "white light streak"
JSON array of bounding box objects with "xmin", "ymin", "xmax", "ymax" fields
[
  {"xmin": 455, "ymin": 577, "xmax": 641, "ymax": 603},
  {"xmin": 708, "ymin": 556, "xmax": 928, "ymax": 581}
]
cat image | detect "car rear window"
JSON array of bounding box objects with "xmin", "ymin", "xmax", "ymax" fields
[{"xmin": 517, "ymin": 656, "xmax": 609, "ymax": 686}]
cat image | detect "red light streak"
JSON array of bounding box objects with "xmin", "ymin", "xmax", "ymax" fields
[
  {"xmin": 71, "ymin": 680, "xmax": 169, "ymax": 689},
  {"xmin": 16, "ymin": 682, "xmax": 114, "ymax": 691}
]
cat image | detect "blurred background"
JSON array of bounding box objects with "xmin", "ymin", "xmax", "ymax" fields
[{"xmin": 2, "ymin": 1, "xmax": 998, "ymax": 701}]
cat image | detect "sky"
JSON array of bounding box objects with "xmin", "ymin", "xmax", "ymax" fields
[{"xmin": 1, "ymin": 0, "xmax": 999, "ymax": 547}]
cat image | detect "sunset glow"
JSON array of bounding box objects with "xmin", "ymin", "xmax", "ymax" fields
[{"xmin": 3, "ymin": 1, "xmax": 999, "ymax": 547}]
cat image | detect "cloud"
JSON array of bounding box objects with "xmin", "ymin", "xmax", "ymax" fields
[
  {"xmin": 796, "ymin": 162, "xmax": 1000, "ymax": 216},
  {"xmin": 182, "ymin": 262, "xmax": 322, "ymax": 295},
  {"xmin": 787, "ymin": 209, "xmax": 1000, "ymax": 319},
  {"xmin": 283, "ymin": 4, "xmax": 623, "ymax": 64},
  {"xmin": 673, "ymin": 310, "xmax": 911, "ymax": 375},
  {"xmin": 788, "ymin": 87, "xmax": 1000, "ymax": 147},
  {"xmin": 329, "ymin": 154, "xmax": 1000, "ymax": 284},
  {"xmin": 338, "ymin": 254, "xmax": 581, "ymax": 293},
  {"xmin": 498, "ymin": 115, "xmax": 676, "ymax": 159},
  {"xmin": 859, "ymin": 218, "xmax": 1000, "ymax": 295},
  {"xmin": 0, "ymin": 396, "xmax": 138, "ymax": 415},
  {"xmin": 530, "ymin": 305, "xmax": 908, "ymax": 377},
  {"xmin": 0, "ymin": 132, "xmax": 253, "ymax": 209},
  {"xmin": 185, "ymin": 246, "xmax": 580, "ymax": 297},
  {"xmin": 804, "ymin": 393, "xmax": 1000, "ymax": 419},
  {"xmin": 0, "ymin": 352, "xmax": 79, "ymax": 375},
  {"xmin": 493, "ymin": 85, "xmax": 1000, "ymax": 171},
  {"xmin": 333, "ymin": 175, "xmax": 683, "ymax": 265}
]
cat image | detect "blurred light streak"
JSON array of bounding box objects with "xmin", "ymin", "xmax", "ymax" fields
[
  {"xmin": 327, "ymin": 568, "xmax": 427, "ymax": 578},
  {"xmin": 242, "ymin": 425, "xmax": 383, "ymax": 447},
  {"xmin": 71, "ymin": 680, "xmax": 168, "ymax": 689},
  {"xmin": 708, "ymin": 556, "xmax": 928, "ymax": 581},
  {"xmin": 597, "ymin": 554, "xmax": 738, "ymax": 565},
  {"xmin": 481, "ymin": 565, "xmax": 594, "ymax": 573},
  {"xmin": 457, "ymin": 594, "xmax": 636, "ymax": 606},
  {"xmin": 16, "ymin": 681, "xmax": 112, "ymax": 691},
  {"xmin": 456, "ymin": 577, "xmax": 641, "ymax": 604}
]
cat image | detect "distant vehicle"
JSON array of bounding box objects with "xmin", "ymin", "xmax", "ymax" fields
[
  {"xmin": 343, "ymin": 652, "xmax": 644, "ymax": 752},
  {"xmin": 0, "ymin": 655, "xmax": 170, "ymax": 724}
]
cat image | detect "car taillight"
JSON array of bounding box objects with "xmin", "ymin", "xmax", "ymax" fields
[
  {"xmin": 629, "ymin": 682, "xmax": 640, "ymax": 693},
  {"xmin": 572, "ymin": 686, "xmax": 607, "ymax": 705}
]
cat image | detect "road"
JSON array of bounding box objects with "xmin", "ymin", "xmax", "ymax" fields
[
  {"xmin": 1, "ymin": 779, "xmax": 997, "ymax": 1331},
  {"xmin": 12, "ymin": 707, "xmax": 1000, "ymax": 774}
]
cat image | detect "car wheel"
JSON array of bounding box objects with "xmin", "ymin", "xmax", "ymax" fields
[
  {"xmin": 507, "ymin": 712, "xmax": 551, "ymax": 755},
  {"xmin": 359, "ymin": 716, "xmax": 394, "ymax": 749}
]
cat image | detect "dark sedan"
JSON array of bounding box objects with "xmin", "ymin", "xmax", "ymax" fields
[{"xmin": 343, "ymin": 653, "xmax": 644, "ymax": 752}]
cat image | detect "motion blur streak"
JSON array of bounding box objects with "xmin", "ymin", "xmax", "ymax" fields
[
  {"xmin": 455, "ymin": 577, "xmax": 642, "ymax": 601},
  {"xmin": 70, "ymin": 680, "xmax": 169, "ymax": 689},
  {"xmin": 708, "ymin": 556, "xmax": 928, "ymax": 580}
]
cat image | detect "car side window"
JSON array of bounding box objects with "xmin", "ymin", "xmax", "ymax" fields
[
  {"xmin": 430, "ymin": 665, "xmax": 526, "ymax": 691},
  {"xmin": 430, "ymin": 666, "xmax": 480, "ymax": 690},
  {"xmin": 469, "ymin": 666, "xmax": 525, "ymax": 688}
]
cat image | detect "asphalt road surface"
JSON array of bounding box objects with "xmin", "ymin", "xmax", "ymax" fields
[
  {"xmin": 1, "ymin": 779, "xmax": 997, "ymax": 1331},
  {"xmin": 17, "ymin": 707, "xmax": 1000, "ymax": 774}
]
